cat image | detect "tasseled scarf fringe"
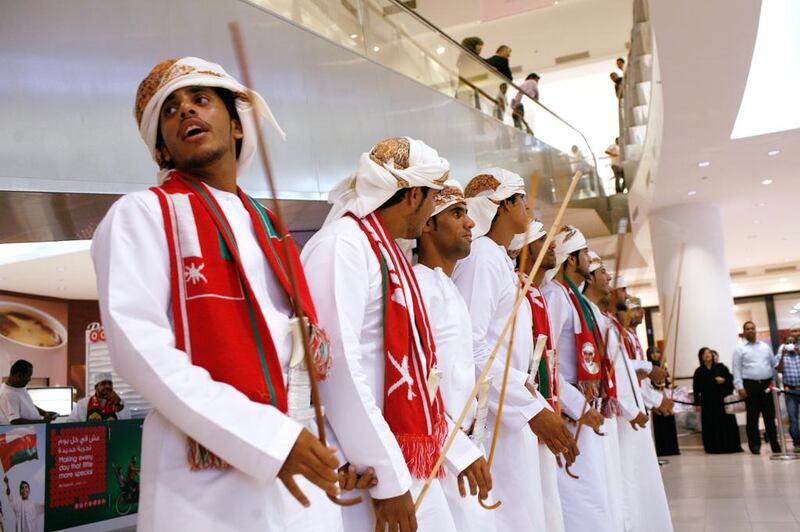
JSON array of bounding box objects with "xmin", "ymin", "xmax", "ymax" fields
[
  {"xmin": 601, "ymin": 396, "xmax": 621, "ymax": 418},
  {"xmin": 188, "ymin": 438, "xmax": 231, "ymax": 471},
  {"xmin": 397, "ymin": 417, "xmax": 449, "ymax": 479}
]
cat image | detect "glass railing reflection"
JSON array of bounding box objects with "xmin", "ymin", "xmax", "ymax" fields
[{"xmin": 248, "ymin": 0, "xmax": 603, "ymax": 205}]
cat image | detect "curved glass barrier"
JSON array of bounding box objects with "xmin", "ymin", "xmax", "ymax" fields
[{"xmin": 248, "ymin": 0, "xmax": 603, "ymax": 205}]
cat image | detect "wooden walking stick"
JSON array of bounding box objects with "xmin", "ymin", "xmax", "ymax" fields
[
  {"xmin": 669, "ymin": 287, "xmax": 683, "ymax": 391},
  {"xmin": 228, "ymin": 22, "xmax": 361, "ymax": 507},
  {"xmin": 564, "ymin": 218, "xmax": 626, "ymax": 479},
  {"xmin": 661, "ymin": 244, "xmax": 685, "ymax": 392},
  {"xmin": 564, "ymin": 325, "xmax": 612, "ymax": 480},
  {"xmin": 478, "ymin": 168, "xmax": 542, "ymax": 510},
  {"xmin": 414, "ymin": 171, "xmax": 583, "ymax": 510}
]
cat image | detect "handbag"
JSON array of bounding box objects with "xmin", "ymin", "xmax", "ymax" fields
[{"xmin": 723, "ymin": 393, "xmax": 746, "ymax": 415}]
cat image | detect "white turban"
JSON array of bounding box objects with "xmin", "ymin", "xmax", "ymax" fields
[
  {"xmin": 464, "ymin": 168, "xmax": 526, "ymax": 239},
  {"xmin": 92, "ymin": 372, "xmax": 114, "ymax": 387},
  {"xmin": 325, "ymin": 137, "xmax": 449, "ymax": 224},
  {"xmin": 587, "ymin": 250, "xmax": 604, "ymax": 273},
  {"xmin": 431, "ymin": 180, "xmax": 466, "ymax": 217},
  {"xmin": 135, "ymin": 57, "xmax": 286, "ymax": 183},
  {"xmin": 544, "ymin": 224, "xmax": 588, "ymax": 283},
  {"xmin": 508, "ymin": 219, "xmax": 546, "ymax": 252}
]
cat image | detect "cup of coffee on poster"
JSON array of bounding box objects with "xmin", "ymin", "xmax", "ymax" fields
[{"xmin": 0, "ymin": 302, "xmax": 67, "ymax": 359}]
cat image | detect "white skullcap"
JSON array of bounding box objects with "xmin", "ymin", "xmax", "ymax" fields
[
  {"xmin": 611, "ymin": 275, "xmax": 627, "ymax": 289},
  {"xmin": 135, "ymin": 57, "xmax": 286, "ymax": 183},
  {"xmin": 508, "ymin": 219, "xmax": 546, "ymax": 252},
  {"xmin": 92, "ymin": 372, "xmax": 114, "ymax": 387},
  {"xmin": 626, "ymin": 296, "xmax": 641, "ymax": 309},
  {"xmin": 431, "ymin": 180, "xmax": 466, "ymax": 217},
  {"xmin": 464, "ymin": 168, "xmax": 526, "ymax": 239},
  {"xmin": 543, "ymin": 224, "xmax": 588, "ymax": 283},
  {"xmin": 587, "ymin": 250, "xmax": 604, "ymax": 273},
  {"xmin": 325, "ymin": 137, "xmax": 449, "ymax": 224}
]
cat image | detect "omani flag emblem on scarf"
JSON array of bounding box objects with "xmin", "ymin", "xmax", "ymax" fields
[{"xmin": 0, "ymin": 427, "xmax": 38, "ymax": 471}]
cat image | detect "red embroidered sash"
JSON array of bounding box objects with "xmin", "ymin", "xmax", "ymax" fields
[
  {"xmin": 347, "ymin": 212, "xmax": 447, "ymax": 479},
  {"xmin": 627, "ymin": 329, "xmax": 646, "ymax": 361},
  {"xmin": 556, "ymin": 279, "xmax": 602, "ymax": 390},
  {"xmin": 86, "ymin": 395, "xmax": 121, "ymax": 421},
  {"xmin": 152, "ymin": 171, "xmax": 323, "ymax": 469},
  {"xmin": 525, "ymin": 282, "xmax": 559, "ymax": 410},
  {"xmin": 609, "ymin": 315, "xmax": 637, "ymax": 361}
]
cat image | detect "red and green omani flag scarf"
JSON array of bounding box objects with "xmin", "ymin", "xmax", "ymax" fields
[
  {"xmin": 347, "ymin": 212, "xmax": 447, "ymax": 479},
  {"xmin": 86, "ymin": 395, "xmax": 122, "ymax": 421},
  {"xmin": 152, "ymin": 171, "xmax": 327, "ymax": 470},
  {"xmin": 557, "ymin": 277, "xmax": 620, "ymax": 417}
]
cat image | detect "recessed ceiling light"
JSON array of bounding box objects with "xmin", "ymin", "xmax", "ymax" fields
[
  {"xmin": 767, "ymin": 149, "xmax": 780, "ymax": 156},
  {"xmin": 350, "ymin": 33, "xmax": 358, "ymax": 39},
  {"xmin": 761, "ymin": 178, "xmax": 773, "ymax": 185},
  {"xmin": 436, "ymin": 46, "xmax": 445, "ymax": 55},
  {"xmin": 756, "ymin": 202, "xmax": 766, "ymax": 207},
  {"xmin": 373, "ymin": 46, "xmax": 380, "ymax": 52},
  {"xmin": 779, "ymin": 277, "xmax": 788, "ymax": 283},
  {"xmin": 753, "ymin": 219, "xmax": 760, "ymax": 225},
  {"xmin": 697, "ymin": 161, "xmax": 711, "ymax": 168},
  {"xmin": 56, "ymin": 266, "xmax": 65, "ymax": 272},
  {"xmin": 57, "ymin": 286, "xmax": 66, "ymax": 291},
  {"xmin": 687, "ymin": 190, "xmax": 697, "ymax": 196}
]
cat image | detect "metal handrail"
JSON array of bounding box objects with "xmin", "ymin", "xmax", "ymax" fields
[{"xmin": 382, "ymin": 0, "xmax": 601, "ymax": 184}]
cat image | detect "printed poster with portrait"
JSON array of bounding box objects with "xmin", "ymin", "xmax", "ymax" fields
[{"xmin": 0, "ymin": 424, "xmax": 47, "ymax": 532}]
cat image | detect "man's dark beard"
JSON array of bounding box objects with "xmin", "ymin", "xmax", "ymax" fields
[
  {"xmin": 616, "ymin": 300, "xmax": 628, "ymax": 312},
  {"xmin": 183, "ymin": 144, "xmax": 227, "ymax": 171},
  {"xmin": 406, "ymin": 197, "xmax": 428, "ymax": 238}
]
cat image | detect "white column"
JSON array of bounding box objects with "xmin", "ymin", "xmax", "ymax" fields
[{"xmin": 649, "ymin": 203, "xmax": 738, "ymax": 381}]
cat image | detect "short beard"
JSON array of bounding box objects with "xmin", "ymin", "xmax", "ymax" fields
[
  {"xmin": 182, "ymin": 144, "xmax": 227, "ymax": 172},
  {"xmin": 406, "ymin": 197, "xmax": 428, "ymax": 238}
]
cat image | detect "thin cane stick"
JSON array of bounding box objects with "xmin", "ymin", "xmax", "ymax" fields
[
  {"xmin": 228, "ymin": 22, "xmax": 360, "ymax": 507},
  {"xmin": 669, "ymin": 287, "xmax": 683, "ymax": 391},
  {"xmin": 414, "ymin": 171, "xmax": 583, "ymax": 510},
  {"xmin": 477, "ymin": 314, "xmax": 518, "ymax": 511},
  {"xmin": 564, "ymin": 326, "xmax": 611, "ymax": 479},
  {"xmin": 564, "ymin": 388, "xmax": 593, "ymax": 479},
  {"xmin": 477, "ymin": 168, "xmax": 538, "ymax": 511},
  {"xmin": 661, "ymin": 244, "xmax": 685, "ymax": 388}
]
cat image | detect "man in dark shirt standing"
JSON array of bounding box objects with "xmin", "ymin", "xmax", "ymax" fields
[{"xmin": 485, "ymin": 45, "xmax": 513, "ymax": 80}]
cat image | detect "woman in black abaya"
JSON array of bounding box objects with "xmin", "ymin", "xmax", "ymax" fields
[{"xmin": 692, "ymin": 346, "xmax": 743, "ymax": 454}]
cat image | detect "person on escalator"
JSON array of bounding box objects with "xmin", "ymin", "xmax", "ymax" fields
[{"xmin": 511, "ymin": 73, "xmax": 539, "ymax": 133}]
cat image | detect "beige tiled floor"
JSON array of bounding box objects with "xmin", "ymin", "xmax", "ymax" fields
[{"xmin": 663, "ymin": 449, "xmax": 800, "ymax": 531}]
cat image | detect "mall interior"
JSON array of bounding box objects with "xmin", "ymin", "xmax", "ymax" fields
[{"xmin": 1, "ymin": 0, "xmax": 799, "ymax": 531}]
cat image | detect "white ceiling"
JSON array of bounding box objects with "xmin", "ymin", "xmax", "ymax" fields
[
  {"xmin": 0, "ymin": 249, "xmax": 97, "ymax": 300},
  {"xmin": 618, "ymin": 0, "xmax": 800, "ymax": 306},
  {"xmin": 414, "ymin": 0, "xmax": 633, "ymax": 75}
]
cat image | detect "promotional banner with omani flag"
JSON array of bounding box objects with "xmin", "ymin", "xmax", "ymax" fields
[{"xmin": 0, "ymin": 425, "xmax": 46, "ymax": 532}]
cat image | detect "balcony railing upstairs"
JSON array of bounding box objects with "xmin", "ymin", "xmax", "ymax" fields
[{"xmin": 247, "ymin": 0, "xmax": 604, "ymax": 206}]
